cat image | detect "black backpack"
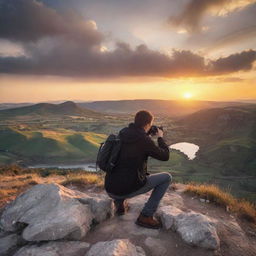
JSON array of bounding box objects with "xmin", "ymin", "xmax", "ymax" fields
[{"xmin": 96, "ymin": 134, "xmax": 122, "ymax": 173}]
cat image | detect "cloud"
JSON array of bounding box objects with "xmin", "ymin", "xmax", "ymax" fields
[
  {"xmin": 170, "ymin": 0, "xmax": 227, "ymax": 33},
  {"xmin": 186, "ymin": 3, "xmax": 256, "ymax": 51},
  {"xmin": 0, "ymin": 40, "xmax": 255, "ymax": 78},
  {"xmin": 169, "ymin": 0, "xmax": 255, "ymax": 33},
  {"xmin": 208, "ymin": 50, "xmax": 256, "ymax": 74},
  {"xmin": 0, "ymin": 0, "xmax": 255, "ymax": 78},
  {"xmin": 0, "ymin": 0, "xmax": 103, "ymax": 46},
  {"xmin": 0, "ymin": 42, "xmax": 205, "ymax": 77}
]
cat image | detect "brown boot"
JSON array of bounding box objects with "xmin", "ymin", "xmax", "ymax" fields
[{"xmin": 135, "ymin": 213, "xmax": 162, "ymax": 229}]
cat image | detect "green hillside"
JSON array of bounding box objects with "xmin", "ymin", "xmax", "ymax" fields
[
  {"xmin": 0, "ymin": 127, "xmax": 107, "ymax": 164},
  {"xmin": 170, "ymin": 104, "xmax": 256, "ymax": 174}
]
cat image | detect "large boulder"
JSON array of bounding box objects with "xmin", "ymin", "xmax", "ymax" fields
[
  {"xmin": 86, "ymin": 239, "xmax": 146, "ymax": 256},
  {"xmin": 156, "ymin": 205, "xmax": 220, "ymax": 250},
  {"xmin": 13, "ymin": 241, "xmax": 90, "ymax": 256},
  {"xmin": 0, "ymin": 184, "xmax": 113, "ymax": 241}
]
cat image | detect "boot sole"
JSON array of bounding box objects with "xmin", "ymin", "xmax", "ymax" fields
[{"xmin": 135, "ymin": 219, "xmax": 162, "ymax": 229}]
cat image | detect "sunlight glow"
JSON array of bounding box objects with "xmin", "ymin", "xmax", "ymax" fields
[{"xmin": 183, "ymin": 92, "xmax": 193, "ymax": 99}]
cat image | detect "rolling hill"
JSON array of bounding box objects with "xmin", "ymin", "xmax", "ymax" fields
[
  {"xmin": 0, "ymin": 101, "xmax": 103, "ymax": 119},
  {"xmin": 172, "ymin": 104, "xmax": 256, "ymax": 176}
]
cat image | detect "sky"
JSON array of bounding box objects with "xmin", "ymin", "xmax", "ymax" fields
[{"xmin": 0, "ymin": 0, "xmax": 255, "ymax": 103}]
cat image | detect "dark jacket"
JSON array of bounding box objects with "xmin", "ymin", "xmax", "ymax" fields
[{"xmin": 104, "ymin": 122, "xmax": 170, "ymax": 195}]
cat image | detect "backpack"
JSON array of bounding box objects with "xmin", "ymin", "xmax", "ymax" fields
[{"xmin": 96, "ymin": 134, "xmax": 122, "ymax": 173}]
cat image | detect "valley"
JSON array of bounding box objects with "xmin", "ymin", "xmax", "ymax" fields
[{"xmin": 0, "ymin": 100, "xmax": 255, "ymax": 202}]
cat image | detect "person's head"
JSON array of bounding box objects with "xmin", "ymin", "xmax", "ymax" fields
[{"xmin": 134, "ymin": 110, "xmax": 154, "ymax": 132}]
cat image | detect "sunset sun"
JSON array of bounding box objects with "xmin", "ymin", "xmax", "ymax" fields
[{"xmin": 183, "ymin": 92, "xmax": 193, "ymax": 99}]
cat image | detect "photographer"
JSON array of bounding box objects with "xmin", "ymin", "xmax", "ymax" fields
[{"xmin": 104, "ymin": 110, "xmax": 172, "ymax": 229}]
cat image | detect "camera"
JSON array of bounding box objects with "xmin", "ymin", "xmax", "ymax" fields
[{"xmin": 146, "ymin": 125, "xmax": 163, "ymax": 136}]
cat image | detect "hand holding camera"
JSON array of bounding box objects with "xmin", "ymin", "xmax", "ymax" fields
[
  {"xmin": 147, "ymin": 125, "xmax": 164, "ymax": 138},
  {"xmin": 156, "ymin": 127, "xmax": 163, "ymax": 138}
]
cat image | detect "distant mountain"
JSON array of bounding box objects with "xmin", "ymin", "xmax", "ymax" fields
[
  {"xmin": 233, "ymin": 99, "xmax": 256, "ymax": 104},
  {"xmin": 0, "ymin": 101, "xmax": 103, "ymax": 119},
  {"xmin": 0, "ymin": 103, "xmax": 33, "ymax": 110},
  {"xmin": 78, "ymin": 99, "xmax": 251, "ymax": 117},
  {"xmin": 0, "ymin": 100, "xmax": 95, "ymax": 110},
  {"xmin": 1, "ymin": 99, "xmax": 253, "ymax": 117}
]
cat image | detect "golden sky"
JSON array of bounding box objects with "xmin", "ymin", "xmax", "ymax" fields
[{"xmin": 0, "ymin": 0, "xmax": 255, "ymax": 103}]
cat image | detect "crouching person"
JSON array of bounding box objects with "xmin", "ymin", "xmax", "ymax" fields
[{"xmin": 104, "ymin": 110, "xmax": 172, "ymax": 229}]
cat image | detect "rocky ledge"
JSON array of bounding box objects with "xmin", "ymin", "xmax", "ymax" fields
[{"xmin": 0, "ymin": 183, "xmax": 255, "ymax": 256}]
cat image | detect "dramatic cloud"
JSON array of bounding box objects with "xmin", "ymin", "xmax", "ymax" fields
[
  {"xmin": 0, "ymin": 40, "xmax": 255, "ymax": 78},
  {"xmin": 0, "ymin": 0, "xmax": 103, "ymax": 46},
  {"xmin": 0, "ymin": 0, "xmax": 255, "ymax": 78},
  {"xmin": 170, "ymin": 0, "xmax": 255, "ymax": 33}
]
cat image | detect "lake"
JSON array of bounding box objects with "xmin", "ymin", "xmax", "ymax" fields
[{"xmin": 169, "ymin": 142, "xmax": 199, "ymax": 160}]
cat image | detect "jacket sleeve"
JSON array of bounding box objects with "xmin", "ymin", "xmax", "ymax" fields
[{"xmin": 144, "ymin": 136, "xmax": 170, "ymax": 161}]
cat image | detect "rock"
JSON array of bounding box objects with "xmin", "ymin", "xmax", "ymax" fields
[
  {"xmin": 157, "ymin": 205, "xmax": 220, "ymax": 250},
  {"xmin": 0, "ymin": 234, "xmax": 21, "ymax": 256},
  {"xmin": 0, "ymin": 184, "xmax": 95, "ymax": 241},
  {"xmin": 13, "ymin": 241, "xmax": 90, "ymax": 256},
  {"xmin": 144, "ymin": 237, "xmax": 167, "ymax": 256},
  {"xmin": 156, "ymin": 205, "xmax": 183, "ymax": 230},
  {"xmin": 22, "ymin": 201, "xmax": 92, "ymax": 241},
  {"xmin": 77, "ymin": 193, "xmax": 114, "ymax": 223},
  {"xmin": 176, "ymin": 211, "xmax": 219, "ymax": 250},
  {"xmin": 86, "ymin": 239, "xmax": 146, "ymax": 256},
  {"xmin": 161, "ymin": 193, "xmax": 184, "ymax": 208}
]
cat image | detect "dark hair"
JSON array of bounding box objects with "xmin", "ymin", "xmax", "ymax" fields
[{"xmin": 134, "ymin": 110, "xmax": 154, "ymax": 128}]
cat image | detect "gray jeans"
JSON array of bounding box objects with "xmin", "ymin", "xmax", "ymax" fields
[{"xmin": 107, "ymin": 172, "xmax": 172, "ymax": 216}]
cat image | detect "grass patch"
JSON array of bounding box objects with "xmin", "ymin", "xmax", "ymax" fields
[
  {"xmin": 61, "ymin": 172, "xmax": 104, "ymax": 187},
  {"xmin": 185, "ymin": 183, "xmax": 256, "ymax": 223},
  {"xmin": 0, "ymin": 173, "xmax": 39, "ymax": 207}
]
